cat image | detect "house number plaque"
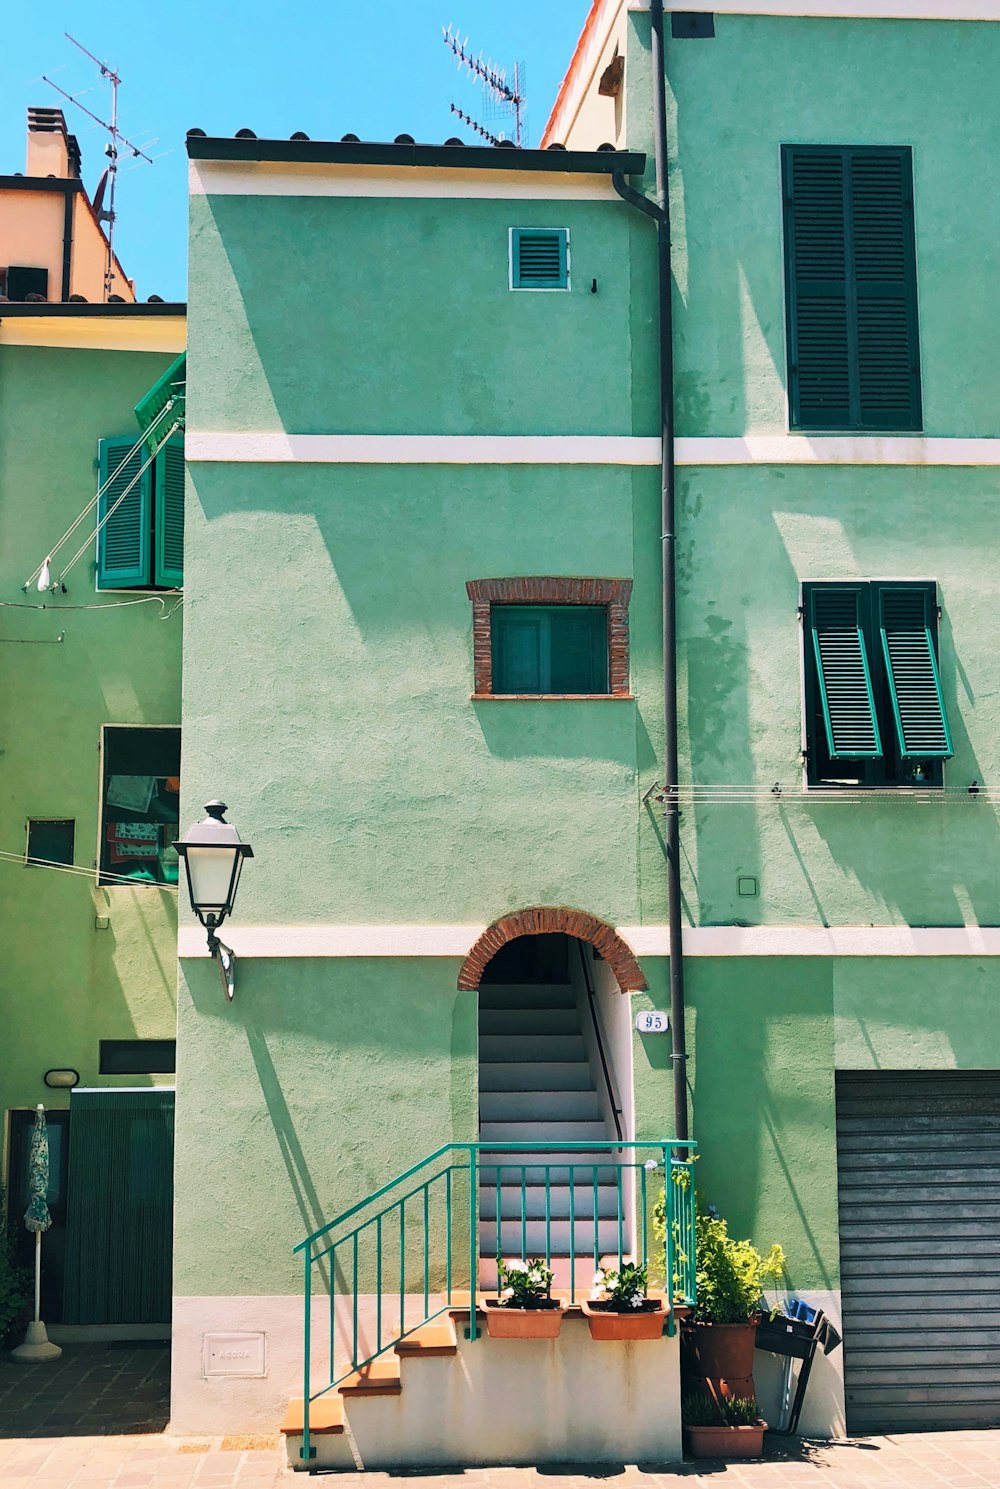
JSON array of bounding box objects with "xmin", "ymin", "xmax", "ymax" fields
[{"xmin": 635, "ymin": 1010, "xmax": 669, "ymax": 1034}]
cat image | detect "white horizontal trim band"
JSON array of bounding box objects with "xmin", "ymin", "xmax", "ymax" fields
[
  {"xmin": 675, "ymin": 436, "xmax": 1000, "ymax": 466},
  {"xmin": 178, "ymin": 923, "xmax": 1000, "ymax": 959},
  {"xmin": 186, "ymin": 433, "xmax": 662, "ymax": 465},
  {"xmin": 630, "ymin": 1, "xmax": 1000, "ymax": 18},
  {"xmin": 190, "ymin": 160, "xmax": 620, "ymax": 201}
]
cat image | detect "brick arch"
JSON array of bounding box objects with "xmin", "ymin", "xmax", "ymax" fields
[{"xmin": 457, "ymin": 907, "xmax": 647, "ymax": 993}]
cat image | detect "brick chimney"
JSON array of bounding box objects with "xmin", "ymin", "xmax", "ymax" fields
[{"xmin": 26, "ymin": 107, "xmax": 82, "ymax": 180}]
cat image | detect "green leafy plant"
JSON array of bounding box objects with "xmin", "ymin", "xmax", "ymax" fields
[
  {"xmin": 683, "ymin": 1393, "xmax": 761, "ymax": 1428},
  {"xmin": 0, "ymin": 1185, "xmax": 31, "ymax": 1346},
  {"xmin": 691, "ymin": 1199, "xmax": 785, "ymax": 1324},
  {"xmin": 592, "ymin": 1260, "xmax": 648, "ymax": 1311},
  {"xmin": 496, "ymin": 1257, "xmax": 554, "ymax": 1309}
]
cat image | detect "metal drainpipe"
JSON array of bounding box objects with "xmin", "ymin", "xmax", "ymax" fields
[{"xmin": 612, "ymin": 1, "xmax": 689, "ymax": 1143}]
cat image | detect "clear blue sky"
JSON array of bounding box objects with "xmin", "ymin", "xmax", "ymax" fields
[{"xmin": 1, "ymin": 2, "xmax": 592, "ymax": 304}]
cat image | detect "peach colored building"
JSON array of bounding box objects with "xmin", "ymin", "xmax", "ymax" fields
[{"xmin": 1, "ymin": 107, "xmax": 136, "ymax": 304}]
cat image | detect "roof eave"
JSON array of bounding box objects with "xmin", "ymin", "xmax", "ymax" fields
[{"xmin": 185, "ymin": 134, "xmax": 645, "ymax": 176}]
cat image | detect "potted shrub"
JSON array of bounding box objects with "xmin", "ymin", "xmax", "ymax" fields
[
  {"xmin": 485, "ymin": 1258, "xmax": 565, "ymax": 1339},
  {"xmin": 681, "ymin": 1201, "xmax": 785, "ymax": 1403},
  {"xmin": 581, "ymin": 1261, "xmax": 668, "ymax": 1341},
  {"xmin": 683, "ymin": 1392, "xmax": 767, "ymax": 1459}
]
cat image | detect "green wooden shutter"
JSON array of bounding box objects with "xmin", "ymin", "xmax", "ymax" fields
[
  {"xmin": 783, "ymin": 148, "xmax": 851, "ymax": 429},
  {"xmin": 809, "ymin": 587, "xmax": 882, "ymax": 758},
  {"xmin": 548, "ymin": 607, "xmax": 609, "ymax": 693},
  {"xmin": 97, "ymin": 437, "xmax": 151, "ymax": 588},
  {"xmin": 850, "ymin": 150, "xmax": 922, "ymax": 430},
  {"xmin": 154, "ymin": 436, "xmax": 184, "ymax": 587},
  {"xmin": 62, "ymin": 1090, "xmax": 174, "ymax": 1325},
  {"xmin": 511, "ymin": 229, "xmax": 569, "ymax": 289},
  {"xmin": 783, "ymin": 146, "xmax": 921, "ymax": 431},
  {"xmin": 878, "ymin": 586, "xmax": 952, "ymax": 758},
  {"xmin": 492, "ymin": 607, "xmax": 545, "ymax": 692}
]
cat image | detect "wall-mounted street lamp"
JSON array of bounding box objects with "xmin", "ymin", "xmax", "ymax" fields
[{"xmin": 174, "ymin": 801, "xmax": 253, "ymax": 1001}]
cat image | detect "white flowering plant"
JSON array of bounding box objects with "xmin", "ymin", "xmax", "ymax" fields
[
  {"xmin": 496, "ymin": 1257, "xmax": 555, "ymax": 1309},
  {"xmin": 591, "ymin": 1260, "xmax": 650, "ymax": 1312}
]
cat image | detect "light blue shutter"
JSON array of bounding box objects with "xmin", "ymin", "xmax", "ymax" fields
[
  {"xmin": 97, "ymin": 437, "xmax": 151, "ymax": 588},
  {"xmin": 154, "ymin": 437, "xmax": 184, "ymax": 588}
]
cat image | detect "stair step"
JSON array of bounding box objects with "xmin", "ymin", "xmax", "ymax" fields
[
  {"xmin": 280, "ymin": 1397, "xmax": 345, "ymax": 1436},
  {"xmin": 479, "ymin": 1034, "xmax": 585, "ymax": 1063},
  {"xmin": 479, "ymin": 1061, "xmax": 595, "ymax": 1092},
  {"xmin": 394, "ymin": 1322, "xmax": 457, "ymax": 1357},
  {"xmin": 478, "ymin": 983, "xmax": 577, "ymax": 1010},
  {"xmin": 337, "ymin": 1357, "xmax": 402, "ymax": 1396},
  {"xmin": 479, "ymin": 1090, "xmax": 601, "ymax": 1122},
  {"xmin": 479, "ymin": 1008, "xmax": 580, "ymax": 1035},
  {"xmin": 480, "ymin": 1120, "xmax": 608, "ymax": 1143},
  {"xmin": 481, "ymin": 1218, "xmax": 626, "ymax": 1255},
  {"xmin": 479, "ymin": 1183, "xmax": 623, "ymax": 1221}
]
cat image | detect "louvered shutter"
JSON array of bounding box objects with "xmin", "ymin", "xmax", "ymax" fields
[
  {"xmin": 154, "ymin": 436, "xmax": 184, "ymax": 588},
  {"xmin": 511, "ymin": 229, "xmax": 569, "ymax": 289},
  {"xmin": 809, "ymin": 587, "xmax": 882, "ymax": 759},
  {"xmin": 548, "ymin": 606, "xmax": 608, "ymax": 693},
  {"xmin": 97, "ymin": 437, "xmax": 151, "ymax": 589},
  {"xmin": 492, "ymin": 607, "xmax": 545, "ymax": 692},
  {"xmin": 784, "ymin": 149, "xmax": 851, "ymax": 428},
  {"xmin": 850, "ymin": 150, "xmax": 922, "ymax": 430},
  {"xmin": 878, "ymin": 586, "xmax": 952, "ymax": 759},
  {"xmin": 783, "ymin": 146, "xmax": 921, "ymax": 431}
]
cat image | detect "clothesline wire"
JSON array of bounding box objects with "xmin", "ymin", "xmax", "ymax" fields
[{"xmin": 0, "ymin": 848, "xmax": 178, "ymax": 893}]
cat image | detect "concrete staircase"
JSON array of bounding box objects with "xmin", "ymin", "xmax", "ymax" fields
[{"xmin": 478, "ymin": 982, "xmax": 621, "ymax": 1286}]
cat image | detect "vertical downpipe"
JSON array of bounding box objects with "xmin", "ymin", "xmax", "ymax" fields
[{"xmin": 616, "ymin": 6, "xmax": 688, "ymax": 1143}]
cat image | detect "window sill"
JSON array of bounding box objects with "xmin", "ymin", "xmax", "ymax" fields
[{"xmin": 471, "ymin": 693, "xmax": 634, "ymax": 702}]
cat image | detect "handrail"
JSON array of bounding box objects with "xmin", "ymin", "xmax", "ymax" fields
[
  {"xmin": 576, "ymin": 939, "xmax": 624, "ymax": 1143},
  {"xmin": 297, "ymin": 1138, "xmax": 697, "ymax": 1463}
]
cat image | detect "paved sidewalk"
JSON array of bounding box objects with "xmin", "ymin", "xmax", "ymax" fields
[{"xmin": 2, "ymin": 1430, "xmax": 1000, "ymax": 1488}]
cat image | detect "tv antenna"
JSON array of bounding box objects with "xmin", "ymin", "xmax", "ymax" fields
[
  {"xmin": 443, "ymin": 25, "xmax": 526, "ymax": 148},
  {"xmin": 43, "ymin": 34, "xmax": 153, "ymax": 301}
]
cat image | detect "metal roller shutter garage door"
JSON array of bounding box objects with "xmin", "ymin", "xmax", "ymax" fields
[{"xmin": 836, "ymin": 1072, "xmax": 1000, "ymax": 1433}]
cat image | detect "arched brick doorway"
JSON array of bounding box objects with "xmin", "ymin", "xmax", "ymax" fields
[{"xmin": 458, "ymin": 906, "xmax": 647, "ymax": 993}]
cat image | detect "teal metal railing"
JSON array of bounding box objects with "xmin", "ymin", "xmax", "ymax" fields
[{"xmin": 294, "ymin": 1139, "xmax": 696, "ymax": 1462}]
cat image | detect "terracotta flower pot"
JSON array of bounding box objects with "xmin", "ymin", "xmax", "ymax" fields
[
  {"xmin": 681, "ymin": 1319, "xmax": 759, "ymax": 1402},
  {"xmin": 485, "ymin": 1300, "xmax": 565, "ymax": 1339},
  {"xmin": 684, "ymin": 1422, "xmax": 767, "ymax": 1460},
  {"xmin": 581, "ymin": 1298, "xmax": 668, "ymax": 1341}
]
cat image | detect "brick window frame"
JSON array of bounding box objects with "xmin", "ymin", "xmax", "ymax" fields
[{"xmin": 466, "ymin": 577, "xmax": 632, "ymax": 698}]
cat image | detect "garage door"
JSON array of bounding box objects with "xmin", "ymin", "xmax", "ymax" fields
[{"xmin": 837, "ymin": 1071, "xmax": 1000, "ymax": 1433}]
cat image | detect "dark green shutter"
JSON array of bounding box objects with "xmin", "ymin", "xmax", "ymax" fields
[
  {"xmin": 784, "ymin": 149, "xmax": 851, "ymax": 428},
  {"xmin": 809, "ymin": 587, "xmax": 882, "ymax": 758},
  {"xmin": 63, "ymin": 1090, "xmax": 174, "ymax": 1325},
  {"xmin": 97, "ymin": 437, "xmax": 151, "ymax": 588},
  {"xmin": 511, "ymin": 229, "xmax": 569, "ymax": 289},
  {"xmin": 493, "ymin": 607, "xmax": 545, "ymax": 692},
  {"xmin": 548, "ymin": 607, "xmax": 608, "ymax": 693},
  {"xmin": 783, "ymin": 146, "xmax": 921, "ymax": 431},
  {"xmin": 154, "ymin": 436, "xmax": 184, "ymax": 587},
  {"xmin": 850, "ymin": 150, "xmax": 921, "ymax": 429},
  {"xmin": 878, "ymin": 586, "xmax": 952, "ymax": 759}
]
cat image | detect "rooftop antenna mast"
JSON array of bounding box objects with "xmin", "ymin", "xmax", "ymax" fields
[
  {"xmin": 43, "ymin": 34, "xmax": 153, "ymax": 301},
  {"xmin": 443, "ymin": 25, "xmax": 526, "ymax": 148}
]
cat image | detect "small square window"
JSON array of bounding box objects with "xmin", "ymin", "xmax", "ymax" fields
[
  {"xmin": 492, "ymin": 605, "xmax": 608, "ymax": 694},
  {"xmin": 26, "ymin": 819, "xmax": 75, "ymax": 867},
  {"xmin": 467, "ymin": 578, "xmax": 632, "ymax": 697},
  {"xmin": 100, "ymin": 726, "xmax": 181, "ymax": 886},
  {"xmin": 510, "ymin": 228, "xmax": 570, "ymax": 290}
]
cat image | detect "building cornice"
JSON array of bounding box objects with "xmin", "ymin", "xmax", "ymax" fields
[
  {"xmin": 0, "ymin": 302, "xmax": 185, "ymax": 317},
  {"xmin": 630, "ymin": 1, "xmax": 1000, "ymax": 16}
]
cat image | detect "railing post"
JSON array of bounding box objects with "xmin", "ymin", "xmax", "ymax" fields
[
  {"xmin": 468, "ymin": 1147, "xmax": 478, "ymax": 1341},
  {"xmin": 301, "ymin": 1245, "xmax": 315, "ymax": 1462},
  {"xmin": 663, "ymin": 1144, "xmax": 677, "ymax": 1338}
]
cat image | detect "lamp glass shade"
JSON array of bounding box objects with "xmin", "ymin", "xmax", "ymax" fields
[{"xmin": 183, "ymin": 844, "xmax": 241, "ymax": 914}]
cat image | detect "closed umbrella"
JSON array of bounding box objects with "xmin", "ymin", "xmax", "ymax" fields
[{"xmin": 11, "ymin": 1104, "xmax": 62, "ymax": 1362}]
